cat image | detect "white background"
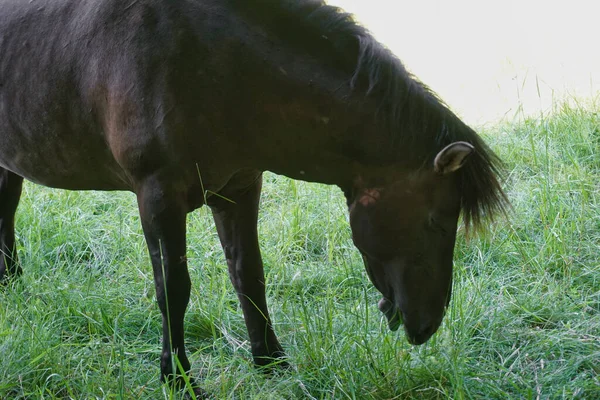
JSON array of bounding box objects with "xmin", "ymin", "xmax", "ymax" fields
[{"xmin": 329, "ymin": 0, "xmax": 599, "ymax": 125}]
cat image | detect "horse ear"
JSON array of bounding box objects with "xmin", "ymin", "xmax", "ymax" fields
[{"xmin": 434, "ymin": 142, "xmax": 474, "ymax": 174}]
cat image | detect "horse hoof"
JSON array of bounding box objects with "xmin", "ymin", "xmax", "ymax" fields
[
  {"xmin": 186, "ymin": 386, "xmax": 211, "ymax": 400},
  {"xmin": 254, "ymin": 353, "xmax": 291, "ymax": 374},
  {"xmin": 0, "ymin": 267, "xmax": 22, "ymax": 285},
  {"xmin": 163, "ymin": 373, "xmax": 210, "ymax": 399}
]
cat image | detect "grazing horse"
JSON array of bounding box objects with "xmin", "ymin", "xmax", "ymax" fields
[{"xmin": 0, "ymin": 0, "xmax": 507, "ymax": 394}]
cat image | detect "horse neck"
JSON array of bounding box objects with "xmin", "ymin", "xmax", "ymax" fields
[
  {"xmin": 238, "ymin": 62, "xmax": 450, "ymax": 187},
  {"xmin": 245, "ymin": 78, "xmax": 447, "ymax": 188},
  {"xmin": 244, "ymin": 79, "xmax": 383, "ymax": 188}
]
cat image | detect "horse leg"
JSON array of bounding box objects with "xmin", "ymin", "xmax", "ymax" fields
[
  {"xmin": 210, "ymin": 173, "xmax": 287, "ymax": 369},
  {"xmin": 0, "ymin": 168, "xmax": 23, "ymax": 282},
  {"xmin": 136, "ymin": 176, "xmax": 195, "ymax": 386}
]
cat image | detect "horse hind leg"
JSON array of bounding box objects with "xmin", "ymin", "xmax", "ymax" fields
[{"xmin": 0, "ymin": 168, "xmax": 23, "ymax": 282}]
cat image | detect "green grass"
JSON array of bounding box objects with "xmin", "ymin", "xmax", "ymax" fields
[{"xmin": 1, "ymin": 100, "xmax": 599, "ymax": 399}]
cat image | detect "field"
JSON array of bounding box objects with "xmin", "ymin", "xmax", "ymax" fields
[{"xmin": 0, "ymin": 99, "xmax": 598, "ymax": 399}]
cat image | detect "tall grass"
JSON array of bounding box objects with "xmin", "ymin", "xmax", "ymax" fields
[{"xmin": 0, "ymin": 100, "xmax": 598, "ymax": 399}]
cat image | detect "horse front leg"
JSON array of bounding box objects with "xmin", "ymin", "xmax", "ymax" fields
[
  {"xmin": 210, "ymin": 174, "xmax": 287, "ymax": 370},
  {"xmin": 0, "ymin": 168, "xmax": 23, "ymax": 282},
  {"xmin": 136, "ymin": 176, "xmax": 194, "ymax": 385}
]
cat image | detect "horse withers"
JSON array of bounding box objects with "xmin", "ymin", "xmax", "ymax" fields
[{"xmin": 0, "ymin": 0, "xmax": 507, "ymax": 395}]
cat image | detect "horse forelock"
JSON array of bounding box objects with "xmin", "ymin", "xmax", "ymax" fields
[{"xmin": 455, "ymin": 127, "xmax": 509, "ymax": 232}]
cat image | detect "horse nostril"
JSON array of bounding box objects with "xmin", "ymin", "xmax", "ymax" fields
[
  {"xmin": 407, "ymin": 322, "xmax": 437, "ymax": 345},
  {"xmin": 378, "ymin": 297, "xmax": 403, "ymax": 331},
  {"xmin": 420, "ymin": 324, "xmax": 434, "ymax": 338}
]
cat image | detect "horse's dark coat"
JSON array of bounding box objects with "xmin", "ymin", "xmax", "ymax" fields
[{"xmin": 0, "ymin": 0, "xmax": 507, "ymax": 395}]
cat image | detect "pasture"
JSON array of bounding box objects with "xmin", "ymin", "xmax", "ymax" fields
[{"xmin": 0, "ymin": 99, "xmax": 598, "ymax": 399}]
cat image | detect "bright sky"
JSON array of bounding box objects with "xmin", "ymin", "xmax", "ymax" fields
[{"xmin": 329, "ymin": 0, "xmax": 599, "ymax": 125}]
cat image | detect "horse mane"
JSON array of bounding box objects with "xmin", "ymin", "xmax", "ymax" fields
[{"xmin": 233, "ymin": 0, "xmax": 508, "ymax": 229}]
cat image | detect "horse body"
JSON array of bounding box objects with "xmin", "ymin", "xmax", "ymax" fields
[{"xmin": 0, "ymin": 0, "xmax": 506, "ymax": 395}]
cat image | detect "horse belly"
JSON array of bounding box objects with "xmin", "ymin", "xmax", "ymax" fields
[{"xmin": 0, "ymin": 133, "xmax": 132, "ymax": 191}]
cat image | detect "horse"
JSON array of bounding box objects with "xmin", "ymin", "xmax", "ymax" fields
[{"xmin": 0, "ymin": 0, "xmax": 507, "ymax": 395}]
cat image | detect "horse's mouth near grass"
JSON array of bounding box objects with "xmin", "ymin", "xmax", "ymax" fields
[{"xmin": 378, "ymin": 298, "xmax": 403, "ymax": 331}]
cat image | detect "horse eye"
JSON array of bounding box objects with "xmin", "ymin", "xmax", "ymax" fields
[
  {"xmin": 342, "ymin": 187, "xmax": 356, "ymax": 207},
  {"xmin": 429, "ymin": 216, "xmax": 448, "ymax": 234}
]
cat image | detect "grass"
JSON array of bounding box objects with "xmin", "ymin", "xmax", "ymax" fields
[{"xmin": 0, "ymin": 99, "xmax": 599, "ymax": 399}]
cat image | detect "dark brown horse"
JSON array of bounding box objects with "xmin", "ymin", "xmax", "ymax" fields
[{"xmin": 0, "ymin": 0, "xmax": 507, "ymax": 395}]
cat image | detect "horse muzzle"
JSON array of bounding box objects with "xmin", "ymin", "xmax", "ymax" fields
[{"xmin": 378, "ymin": 297, "xmax": 442, "ymax": 345}]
